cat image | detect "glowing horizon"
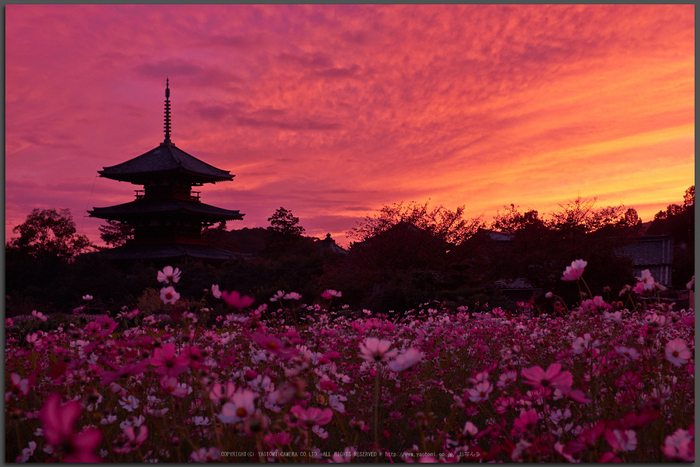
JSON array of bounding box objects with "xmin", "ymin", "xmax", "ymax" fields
[{"xmin": 5, "ymin": 4, "xmax": 694, "ymax": 248}]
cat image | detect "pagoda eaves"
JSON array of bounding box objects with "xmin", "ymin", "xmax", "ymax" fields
[
  {"xmin": 88, "ymin": 80, "xmax": 244, "ymax": 262},
  {"xmin": 99, "ymin": 141, "xmax": 234, "ymax": 185}
]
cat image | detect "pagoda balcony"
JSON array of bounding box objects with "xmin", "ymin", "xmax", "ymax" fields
[{"xmin": 134, "ymin": 190, "xmax": 201, "ymax": 201}]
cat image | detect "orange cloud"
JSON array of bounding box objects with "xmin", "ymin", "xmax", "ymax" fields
[{"xmin": 5, "ymin": 5, "xmax": 694, "ymax": 247}]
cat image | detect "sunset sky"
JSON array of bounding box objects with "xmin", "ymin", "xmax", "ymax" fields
[{"xmin": 6, "ymin": 4, "xmax": 695, "ymax": 247}]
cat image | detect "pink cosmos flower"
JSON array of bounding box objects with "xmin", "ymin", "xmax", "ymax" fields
[
  {"xmin": 32, "ymin": 310, "xmax": 48, "ymax": 321},
  {"xmin": 497, "ymin": 370, "xmax": 517, "ymax": 389},
  {"xmin": 160, "ymin": 286, "xmax": 180, "ymax": 305},
  {"xmin": 321, "ymin": 289, "xmax": 342, "ymax": 300},
  {"xmin": 512, "ymin": 409, "xmax": 539, "ymax": 436},
  {"xmin": 290, "ymin": 405, "xmax": 333, "ymax": 428},
  {"xmin": 561, "ymin": 259, "xmax": 587, "ymax": 281},
  {"xmin": 494, "ymin": 395, "xmax": 516, "ymax": 414},
  {"xmin": 359, "ymin": 337, "xmax": 398, "ymax": 363},
  {"xmin": 571, "ymin": 333, "xmax": 600, "ymax": 354},
  {"xmin": 119, "ymin": 395, "xmax": 140, "ymax": 412},
  {"xmin": 160, "ymin": 375, "xmax": 188, "ymax": 398},
  {"xmin": 219, "ymin": 389, "xmax": 257, "ymax": 424},
  {"xmin": 387, "ymin": 347, "xmax": 423, "ymax": 371},
  {"xmin": 605, "ymin": 428, "xmax": 637, "ymax": 452},
  {"xmin": 113, "ymin": 425, "xmax": 148, "ymax": 454},
  {"xmin": 267, "ymin": 381, "xmax": 300, "ymax": 406},
  {"xmin": 16, "ymin": 440, "xmax": 36, "ymax": 463},
  {"xmin": 157, "ymin": 265, "xmax": 181, "ymax": 284},
  {"xmin": 662, "ymin": 427, "xmax": 694, "ymax": 462},
  {"xmin": 665, "ymin": 338, "xmax": 692, "ymax": 367},
  {"xmin": 283, "ymin": 292, "xmax": 302, "ymax": 300},
  {"xmin": 521, "ymin": 363, "xmax": 573, "ymax": 390},
  {"xmin": 614, "ymin": 346, "xmax": 641, "ymax": 361},
  {"xmin": 211, "ymin": 284, "xmax": 222, "ymax": 299},
  {"xmin": 39, "ymin": 393, "xmax": 102, "ymax": 462},
  {"xmin": 10, "ymin": 373, "xmax": 30, "ymax": 396},
  {"xmin": 150, "ymin": 343, "xmax": 190, "ymax": 377},
  {"xmin": 5, "ymin": 317, "xmax": 13, "ymax": 327},
  {"xmin": 252, "ymin": 332, "xmax": 298, "ymax": 360},
  {"xmin": 209, "ymin": 381, "xmax": 236, "ymax": 404},
  {"xmin": 332, "ymin": 447, "xmax": 356, "ymax": 463},
  {"xmin": 270, "ymin": 290, "xmax": 285, "ymax": 302},
  {"xmin": 637, "ymin": 269, "xmax": 655, "ymax": 291},
  {"xmin": 190, "ymin": 447, "xmax": 222, "ymax": 462},
  {"xmin": 554, "ymin": 442, "xmax": 578, "ymax": 463},
  {"xmin": 467, "ymin": 381, "xmax": 494, "ymax": 403},
  {"xmin": 463, "ymin": 421, "xmax": 478, "ymax": 437},
  {"xmin": 264, "ymin": 431, "xmax": 292, "ymax": 447},
  {"xmin": 221, "ymin": 290, "xmax": 255, "ymax": 309},
  {"xmin": 99, "ymin": 359, "xmax": 150, "ymax": 386}
]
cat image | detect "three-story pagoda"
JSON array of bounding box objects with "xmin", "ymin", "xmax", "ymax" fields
[{"xmin": 89, "ymin": 80, "xmax": 244, "ymax": 262}]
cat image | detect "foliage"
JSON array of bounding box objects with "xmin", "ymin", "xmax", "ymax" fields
[
  {"xmin": 6, "ymin": 208, "xmax": 94, "ymax": 261},
  {"xmin": 98, "ymin": 219, "xmax": 134, "ymax": 247},
  {"xmin": 267, "ymin": 207, "xmax": 306, "ymax": 236},
  {"xmin": 347, "ymin": 200, "xmax": 484, "ymax": 245}
]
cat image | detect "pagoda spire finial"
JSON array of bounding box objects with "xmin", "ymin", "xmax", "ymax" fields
[{"xmin": 164, "ymin": 78, "xmax": 171, "ymax": 143}]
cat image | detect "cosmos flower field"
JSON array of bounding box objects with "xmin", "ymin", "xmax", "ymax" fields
[{"xmin": 5, "ymin": 262, "xmax": 695, "ymax": 463}]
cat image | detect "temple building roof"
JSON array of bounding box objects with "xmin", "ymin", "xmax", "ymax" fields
[
  {"xmin": 98, "ymin": 79, "xmax": 234, "ymax": 185},
  {"xmin": 98, "ymin": 141, "xmax": 234, "ymax": 185},
  {"xmin": 89, "ymin": 198, "xmax": 244, "ymax": 222}
]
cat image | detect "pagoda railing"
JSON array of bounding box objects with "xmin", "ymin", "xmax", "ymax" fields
[{"xmin": 133, "ymin": 190, "xmax": 201, "ymax": 201}]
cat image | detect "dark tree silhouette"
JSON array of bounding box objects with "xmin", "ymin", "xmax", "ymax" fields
[
  {"xmin": 98, "ymin": 219, "xmax": 134, "ymax": 247},
  {"xmin": 268, "ymin": 207, "xmax": 306, "ymax": 236},
  {"xmin": 348, "ymin": 200, "xmax": 483, "ymax": 244},
  {"xmin": 6, "ymin": 208, "xmax": 94, "ymax": 261}
]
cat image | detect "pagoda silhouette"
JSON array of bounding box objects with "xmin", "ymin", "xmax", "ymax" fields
[{"xmin": 89, "ymin": 80, "xmax": 244, "ymax": 262}]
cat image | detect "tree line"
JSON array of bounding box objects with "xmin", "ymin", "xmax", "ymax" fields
[{"xmin": 5, "ymin": 187, "xmax": 693, "ymax": 317}]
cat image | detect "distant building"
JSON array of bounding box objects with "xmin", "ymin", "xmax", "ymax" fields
[
  {"xmin": 317, "ymin": 233, "xmax": 347, "ymax": 255},
  {"xmin": 89, "ymin": 81, "xmax": 244, "ymax": 262},
  {"xmin": 619, "ymin": 234, "xmax": 674, "ymax": 286}
]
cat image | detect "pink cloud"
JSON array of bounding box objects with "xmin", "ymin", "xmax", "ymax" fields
[{"xmin": 5, "ymin": 4, "xmax": 694, "ymax": 247}]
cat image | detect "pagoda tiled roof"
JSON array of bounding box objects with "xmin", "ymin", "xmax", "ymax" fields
[
  {"xmin": 89, "ymin": 198, "xmax": 244, "ymax": 222},
  {"xmin": 90, "ymin": 243, "xmax": 238, "ymax": 262},
  {"xmin": 99, "ymin": 141, "xmax": 234, "ymax": 184}
]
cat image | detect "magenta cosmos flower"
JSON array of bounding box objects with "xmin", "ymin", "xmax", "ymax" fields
[
  {"xmin": 150, "ymin": 343, "xmax": 190, "ymax": 377},
  {"xmin": 388, "ymin": 347, "xmax": 423, "ymax": 372},
  {"xmin": 221, "ymin": 290, "xmax": 255, "ymax": 309},
  {"xmin": 113, "ymin": 425, "xmax": 148, "ymax": 454},
  {"xmin": 209, "ymin": 381, "xmax": 236, "ymax": 404},
  {"xmin": 321, "ymin": 289, "xmax": 342, "ymax": 300},
  {"xmin": 521, "ymin": 363, "xmax": 573, "ymax": 390},
  {"xmin": 605, "ymin": 428, "xmax": 637, "ymax": 452},
  {"xmin": 39, "ymin": 393, "xmax": 102, "ymax": 463},
  {"xmin": 665, "ymin": 338, "xmax": 692, "ymax": 367},
  {"xmin": 157, "ymin": 265, "xmax": 181, "ymax": 284},
  {"xmin": 290, "ymin": 405, "xmax": 333, "ymax": 428},
  {"xmin": 561, "ymin": 259, "xmax": 587, "ymax": 281},
  {"xmin": 359, "ymin": 337, "xmax": 398, "ymax": 363}
]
